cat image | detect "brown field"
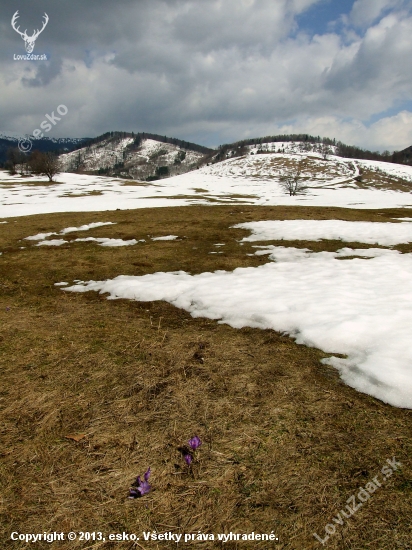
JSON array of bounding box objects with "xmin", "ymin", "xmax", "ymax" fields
[
  {"xmin": 0, "ymin": 180, "xmax": 62, "ymax": 187},
  {"xmin": 1, "ymin": 205, "xmax": 411, "ymax": 549},
  {"xmin": 354, "ymin": 168, "xmax": 412, "ymax": 193}
]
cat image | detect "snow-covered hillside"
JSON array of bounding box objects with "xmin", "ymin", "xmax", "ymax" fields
[
  {"xmin": 2, "ymin": 145, "xmax": 412, "ymax": 218},
  {"xmin": 243, "ymin": 140, "xmax": 337, "ymax": 156},
  {"xmin": 199, "ymin": 150, "xmax": 412, "ymax": 196},
  {"xmin": 59, "ymin": 136, "xmax": 205, "ymax": 180}
]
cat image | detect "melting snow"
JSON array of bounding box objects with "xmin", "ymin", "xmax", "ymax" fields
[
  {"xmin": 25, "ymin": 232, "xmax": 55, "ymax": 241},
  {"xmin": 75, "ymin": 237, "xmax": 138, "ymax": 247},
  {"xmin": 235, "ymin": 219, "xmax": 412, "ymax": 246},
  {"xmin": 3, "ymin": 150, "xmax": 412, "ymax": 218},
  {"xmin": 36, "ymin": 239, "xmax": 67, "ymax": 246},
  {"xmin": 63, "ymin": 220, "xmax": 412, "ymax": 409},
  {"xmin": 25, "ymin": 222, "xmax": 115, "ymax": 241},
  {"xmin": 60, "ymin": 222, "xmax": 115, "ymax": 234}
]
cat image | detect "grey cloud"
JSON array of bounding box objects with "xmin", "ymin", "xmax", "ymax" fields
[{"xmin": 1, "ymin": 0, "xmax": 412, "ymax": 151}]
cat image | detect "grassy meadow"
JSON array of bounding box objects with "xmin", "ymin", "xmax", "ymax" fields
[{"xmin": 1, "ymin": 204, "xmax": 411, "ymax": 549}]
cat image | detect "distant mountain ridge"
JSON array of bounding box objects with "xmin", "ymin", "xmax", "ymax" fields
[
  {"xmin": 1, "ymin": 131, "xmax": 412, "ymax": 177},
  {"xmin": 0, "ymin": 135, "xmax": 87, "ymax": 165}
]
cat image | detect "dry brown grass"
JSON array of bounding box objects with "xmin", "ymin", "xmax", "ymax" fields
[
  {"xmin": 0, "ymin": 180, "xmax": 60, "ymax": 187},
  {"xmin": 354, "ymin": 169, "xmax": 412, "ymax": 192},
  {"xmin": 1, "ymin": 205, "xmax": 412, "ymax": 550}
]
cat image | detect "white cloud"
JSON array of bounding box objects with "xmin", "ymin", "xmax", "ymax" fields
[
  {"xmin": 1, "ymin": 0, "xmax": 412, "ymax": 151},
  {"xmin": 261, "ymin": 111, "xmax": 412, "ymax": 152},
  {"xmin": 349, "ymin": 0, "xmax": 405, "ymax": 27},
  {"xmin": 368, "ymin": 111, "xmax": 412, "ymax": 151}
]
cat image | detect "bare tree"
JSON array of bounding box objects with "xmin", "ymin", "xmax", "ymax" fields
[
  {"xmin": 279, "ymin": 161, "xmax": 308, "ymax": 196},
  {"xmin": 29, "ymin": 151, "xmax": 61, "ymax": 182},
  {"xmin": 70, "ymin": 151, "xmax": 83, "ymax": 172},
  {"xmin": 17, "ymin": 152, "xmax": 30, "ymax": 176},
  {"xmin": 320, "ymin": 142, "xmax": 331, "ymax": 160},
  {"xmin": 6, "ymin": 148, "xmax": 21, "ymax": 174}
]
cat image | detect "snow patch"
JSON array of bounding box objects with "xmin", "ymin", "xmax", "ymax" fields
[
  {"xmin": 25, "ymin": 222, "xmax": 115, "ymax": 241},
  {"xmin": 60, "ymin": 222, "xmax": 115, "ymax": 234},
  {"xmin": 235, "ymin": 219, "xmax": 412, "ymax": 246},
  {"xmin": 75, "ymin": 237, "xmax": 138, "ymax": 247},
  {"xmin": 36, "ymin": 239, "xmax": 67, "ymax": 246},
  {"xmin": 25, "ymin": 232, "xmax": 55, "ymax": 241},
  {"xmin": 63, "ymin": 244, "xmax": 412, "ymax": 409}
]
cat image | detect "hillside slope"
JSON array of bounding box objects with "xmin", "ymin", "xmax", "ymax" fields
[
  {"xmin": 205, "ymin": 142, "xmax": 412, "ymax": 194},
  {"xmin": 2, "ymin": 144, "xmax": 412, "ymax": 218},
  {"xmin": 59, "ymin": 134, "xmax": 209, "ymax": 179}
]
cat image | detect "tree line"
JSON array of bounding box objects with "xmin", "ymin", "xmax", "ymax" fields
[
  {"xmin": 214, "ymin": 134, "xmax": 403, "ymax": 164},
  {"xmin": 70, "ymin": 131, "xmax": 213, "ymax": 156},
  {"xmin": 5, "ymin": 148, "xmax": 60, "ymax": 181}
]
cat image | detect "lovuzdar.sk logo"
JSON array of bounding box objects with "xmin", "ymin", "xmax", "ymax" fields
[{"xmin": 11, "ymin": 10, "xmax": 49, "ymax": 61}]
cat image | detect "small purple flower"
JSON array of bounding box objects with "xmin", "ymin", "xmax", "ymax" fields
[
  {"xmin": 5, "ymin": 307, "xmax": 11, "ymax": 312},
  {"xmin": 128, "ymin": 487, "xmax": 140, "ymax": 499},
  {"xmin": 184, "ymin": 453, "xmax": 193, "ymax": 466},
  {"xmin": 128, "ymin": 467, "xmax": 151, "ymax": 498},
  {"xmin": 188, "ymin": 436, "xmax": 202, "ymax": 451},
  {"xmin": 136, "ymin": 477, "xmax": 151, "ymax": 496}
]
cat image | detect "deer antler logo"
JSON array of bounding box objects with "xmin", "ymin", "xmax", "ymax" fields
[{"xmin": 11, "ymin": 11, "xmax": 49, "ymax": 54}]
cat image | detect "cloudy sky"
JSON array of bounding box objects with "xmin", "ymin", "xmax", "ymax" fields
[{"xmin": 1, "ymin": 0, "xmax": 412, "ymax": 151}]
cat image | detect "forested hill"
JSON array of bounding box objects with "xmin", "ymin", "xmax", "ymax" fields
[
  {"xmin": 75, "ymin": 131, "xmax": 213, "ymax": 156},
  {"xmin": 392, "ymin": 145, "xmax": 412, "ymax": 166},
  {"xmin": 215, "ymin": 134, "xmax": 398, "ymax": 164}
]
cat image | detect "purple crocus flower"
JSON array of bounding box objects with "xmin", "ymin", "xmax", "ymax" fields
[
  {"xmin": 188, "ymin": 436, "xmax": 202, "ymax": 451},
  {"xmin": 184, "ymin": 453, "xmax": 193, "ymax": 466},
  {"xmin": 128, "ymin": 487, "xmax": 140, "ymax": 499},
  {"xmin": 128, "ymin": 467, "xmax": 151, "ymax": 498}
]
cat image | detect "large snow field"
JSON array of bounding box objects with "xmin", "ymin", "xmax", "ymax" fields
[
  {"xmin": 63, "ymin": 219, "xmax": 412, "ymax": 409},
  {"xmin": 2, "ymin": 151, "xmax": 412, "ymax": 218},
  {"xmin": 0, "ymin": 171, "xmax": 190, "ymax": 218}
]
